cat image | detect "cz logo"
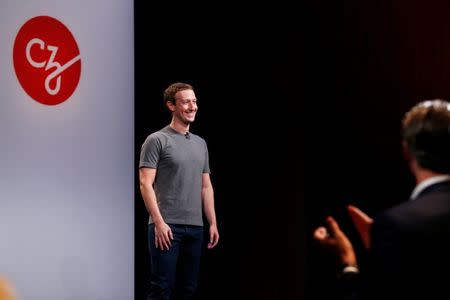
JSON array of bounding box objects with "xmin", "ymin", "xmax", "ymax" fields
[{"xmin": 13, "ymin": 16, "xmax": 81, "ymax": 106}]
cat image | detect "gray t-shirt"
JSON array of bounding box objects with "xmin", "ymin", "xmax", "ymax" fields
[{"xmin": 139, "ymin": 125, "xmax": 210, "ymax": 226}]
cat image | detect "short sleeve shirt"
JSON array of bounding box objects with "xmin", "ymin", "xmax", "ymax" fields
[{"xmin": 139, "ymin": 126, "xmax": 210, "ymax": 226}]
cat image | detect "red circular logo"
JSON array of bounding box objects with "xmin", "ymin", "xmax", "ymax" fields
[{"xmin": 13, "ymin": 16, "xmax": 81, "ymax": 106}]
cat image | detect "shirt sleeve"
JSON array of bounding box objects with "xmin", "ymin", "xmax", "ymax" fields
[
  {"xmin": 139, "ymin": 133, "xmax": 162, "ymax": 169},
  {"xmin": 203, "ymin": 140, "xmax": 211, "ymax": 174}
]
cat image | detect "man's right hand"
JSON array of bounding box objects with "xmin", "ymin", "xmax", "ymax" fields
[{"xmin": 154, "ymin": 221, "xmax": 173, "ymax": 250}]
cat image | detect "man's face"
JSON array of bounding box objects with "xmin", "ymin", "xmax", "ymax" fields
[{"xmin": 169, "ymin": 89, "xmax": 198, "ymax": 124}]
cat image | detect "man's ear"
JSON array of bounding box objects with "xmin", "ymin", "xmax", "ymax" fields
[
  {"xmin": 166, "ymin": 101, "xmax": 176, "ymax": 112},
  {"xmin": 402, "ymin": 141, "xmax": 411, "ymax": 162}
]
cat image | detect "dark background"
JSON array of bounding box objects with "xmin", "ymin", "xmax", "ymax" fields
[{"xmin": 135, "ymin": 1, "xmax": 450, "ymax": 299}]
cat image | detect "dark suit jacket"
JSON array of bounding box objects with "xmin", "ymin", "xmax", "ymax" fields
[{"xmin": 341, "ymin": 180, "xmax": 450, "ymax": 300}]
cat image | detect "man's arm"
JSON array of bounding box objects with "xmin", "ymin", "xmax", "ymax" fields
[
  {"xmin": 201, "ymin": 173, "xmax": 219, "ymax": 249},
  {"xmin": 314, "ymin": 216, "xmax": 361, "ymax": 299},
  {"xmin": 139, "ymin": 167, "xmax": 173, "ymax": 250}
]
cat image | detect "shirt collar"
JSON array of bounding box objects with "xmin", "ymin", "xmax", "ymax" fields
[{"xmin": 410, "ymin": 175, "xmax": 450, "ymax": 200}]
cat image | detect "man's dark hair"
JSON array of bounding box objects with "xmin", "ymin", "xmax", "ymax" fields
[
  {"xmin": 402, "ymin": 99, "xmax": 450, "ymax": 173},
  {"xmin": 163, "ymin": 82, "xmax": 194, "ymax": 105}
]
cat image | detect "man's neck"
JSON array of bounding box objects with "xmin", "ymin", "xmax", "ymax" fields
[
  {"xmin": 409, "ymin": 157, "xmax": 441, "ymax": 185},
  {"xmin": 410, "ymin": 172, "xmax": 450, "ymax": 200},
  {"xmin": 169, "ymin": 119, "xmax": 190, "ymax": 135},
  {"xmin": 410, "ymin": 160, "xmax": 450, "ymax": 200},
  {"xmin": 415, "ymin": 169, "xmax": 443, "ymax": 185}
]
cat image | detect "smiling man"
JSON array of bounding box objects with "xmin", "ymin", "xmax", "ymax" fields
[{"xmin": 139, "ymin": 82, "xmax": 219, "ymax": 300}]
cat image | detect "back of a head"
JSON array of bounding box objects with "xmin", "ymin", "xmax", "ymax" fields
[{"xmin": 402, "ymin": 99, "xmax": 450, "ymax": 173}]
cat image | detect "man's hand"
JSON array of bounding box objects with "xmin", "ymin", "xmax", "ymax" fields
[
  {"xmin": 313, "ymin": 216, "xmax": 358, "ymax": 267},
  {"xmin": 347, "ymin": 205, "xmax": 373, "ymax": 249},
  {"xmin": 207, "ymin": 224, "xmax": 219, "ymax": 249},
  {"xmin": 154, "ymin": 221, "xmax": 173, "ymax": 250}
]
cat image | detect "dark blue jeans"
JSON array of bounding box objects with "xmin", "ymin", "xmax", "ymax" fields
[{"xmin": 147, "ymin": 224, "xmax": 204, "ymax": 300}]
